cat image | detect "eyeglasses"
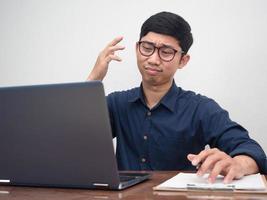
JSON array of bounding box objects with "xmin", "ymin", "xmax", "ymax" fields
[{"xmin": 138, "ymin": 41, "xmax": 184, "ymax": 62}]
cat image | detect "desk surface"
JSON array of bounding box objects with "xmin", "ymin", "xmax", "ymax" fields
[{"xmin": 0, "ymin": 171, "xmax": 266, "ymax": 200}]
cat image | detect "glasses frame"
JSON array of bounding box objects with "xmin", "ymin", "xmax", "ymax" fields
[{"xmin": 137, "ymin": 41, "xmax": 184, "ymax": 62}]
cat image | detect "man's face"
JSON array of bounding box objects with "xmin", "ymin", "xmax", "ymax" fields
[{"xmin": 136, "ymin": 32, "xmax": 189, "ymax": 86}]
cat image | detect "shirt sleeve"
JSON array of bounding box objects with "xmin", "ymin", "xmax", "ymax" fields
[{"xmin": 198, "ymin": 97, "xmax": 267, "ymax": 174}]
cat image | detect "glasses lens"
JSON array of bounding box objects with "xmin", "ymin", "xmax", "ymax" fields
[
  {"xmin": 139, "ymin": 42, "xmax": 154, "ymax": 56},
  {"xmin": 159, "ymin": 47, "xmax": 175, "ymax": 61},
  {"xmin": 138, "ymin": 41, "xmax": 178, "ymax": 62}
]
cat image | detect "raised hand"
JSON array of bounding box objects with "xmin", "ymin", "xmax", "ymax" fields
[{"xmin": 87, "ymin": 36, "xmax": 125, "ymax": 81}]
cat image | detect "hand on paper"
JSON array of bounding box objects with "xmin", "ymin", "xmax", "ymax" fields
[
  {"xmin": 187, "ymin": 148, "xmax": 259, "ymax": 184},
  {"xmin": 87, "ymin": 36, "xmax": 125, "ymax": 81}
]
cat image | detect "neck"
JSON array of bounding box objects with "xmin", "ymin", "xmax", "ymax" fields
[{"xmin": 142, "ymin": 80, "xmax": 173, "ymax": 109}]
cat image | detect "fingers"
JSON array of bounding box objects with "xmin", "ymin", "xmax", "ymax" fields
[
  {"xmin": 207, "ymin": 158, "xmax": 231, "ymax": 183},
  {"xmin": 197, "ymin": 150, "xmax": 226, "ymax": 176},
  {"xmin": 223, "ymin": 168, "xmax": 237, "ymax": 184},
  {"xmin": 107, "ymin": 54, "xmax": 123, "ymax": 63},
  {"xmin": 189, "ymin": 148, "xmax": 245, "ymax": 183},
  {"xmin": 108, "ymin": 36, "xmax": 124, "ymax": 46},
  {"xmin": 206, "ymin": 152, "xmax": 245, "ymax": 183},
  {"xmin": 109, "ymin": 45, "xmax": 125, "ymax": 52},
  {"xmin": 187, "ymin": 154, "xmax": 196, "ymax": 162},
  {"xmin": 104, "ymin": 46, "xmax": 125, "ymax": 61},
  {"xmin": 88, "ymin": 36, "xmax": 125, "ymax": 81},
  {"xmin": 103, "ymin": 37, "xmax": 125, "ymax": 63},
  {"xmin": 189, "ymin": 148, "xmax": 217, "ymax": 167},
  {"xmin": 223, "ymin": 166, "xmax": 243, "ymax": 183}
]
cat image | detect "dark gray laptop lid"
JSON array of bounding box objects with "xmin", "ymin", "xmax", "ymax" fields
[{"xmin": 0, "ymin": 81, "xmax": 121, "ymax": 188}]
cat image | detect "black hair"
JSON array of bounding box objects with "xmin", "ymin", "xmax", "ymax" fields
[{"xmin": 140, "ymin": 11, "xmax": 193, "ymax": 54}]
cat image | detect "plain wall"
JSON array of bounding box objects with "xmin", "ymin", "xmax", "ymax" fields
[{"xmin": 1, "ymin": 0, "xmax": 267, "ymax": 152}]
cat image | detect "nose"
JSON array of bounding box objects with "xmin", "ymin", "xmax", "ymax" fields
[{"xmin": 147, "ymin": 49, "xmax": 161, "ymax": 65}]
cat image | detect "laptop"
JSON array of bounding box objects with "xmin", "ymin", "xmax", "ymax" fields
[{"xmin": 0, "ymin": 81, "xmax": 150, "ymax": 190}]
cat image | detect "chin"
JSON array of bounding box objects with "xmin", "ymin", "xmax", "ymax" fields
[{"xmin": 143, "ymin": 76, "xmax": 161, "ymax": 86}]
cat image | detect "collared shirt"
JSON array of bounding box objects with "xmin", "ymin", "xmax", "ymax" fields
[{"xmin": 107, "ymin": 81, "xmax": 267, "ymax": 173}]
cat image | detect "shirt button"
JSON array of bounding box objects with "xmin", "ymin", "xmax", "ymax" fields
[
  {"xmin": 147, "ymin": 111, "xmax": 151, "ymax": 116},
  {"xmin": 143, "ymin": 135, "xmax": 148, "ymax": 140},
  {"xmin": 141, "ymin": 158, "xmax": 146, "ymax": 162}
]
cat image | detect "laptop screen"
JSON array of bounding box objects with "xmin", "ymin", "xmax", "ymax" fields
[{"xmin": 0, "ymin": 81, "xmax": 121, "ymax": 188}]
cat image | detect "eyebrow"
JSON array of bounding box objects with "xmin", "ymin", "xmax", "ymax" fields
[{"xmin": 141, "ymin": 40, "xmax": 177, "ymax": 50}]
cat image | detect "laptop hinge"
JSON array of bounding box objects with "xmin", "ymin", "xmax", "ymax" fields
[{"xmin": 118, "ymin": 183, "xmax": 123, "ymax": 190}]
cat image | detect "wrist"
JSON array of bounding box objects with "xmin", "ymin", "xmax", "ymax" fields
[
  {"xmin": 87, "ymin": 70, "xmax": 104, "ymax": 81},
  {"xmin": 233, "ymin": 155, "xmax": 259, "ymax": 175}
]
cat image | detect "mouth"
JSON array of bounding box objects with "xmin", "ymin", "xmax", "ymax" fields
[{"xmin": 144, "ymin": 66, "xmax": 163, "ymax": 75}]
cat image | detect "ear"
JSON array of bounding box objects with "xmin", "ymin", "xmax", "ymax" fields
[
  {"xmin": 177, "ymin": 54, "xmax": 190, "ymax": 69},
  {"xmin": 135, "ymin": 42, "xmax": 139, "ymax": 54}
]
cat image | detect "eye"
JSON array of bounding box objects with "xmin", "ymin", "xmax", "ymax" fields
[
  {"xmin": 160, "ymin": 48, "xmax": 175, "ymax": 55},
  {"xmin": 141, "ymin": 42, "xmax": 154, "ymax": 52}
]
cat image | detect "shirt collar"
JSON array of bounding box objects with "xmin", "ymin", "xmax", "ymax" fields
[
  {"xmin": 128, "ymin": 83, "xmax": 147, "ymax": 106},
  {"xmin": 128, "ymin": 80, "xmax": 180, "ymax": 112},
  {"xmin": 159, "ymin": 81, "xmax": 180, "ymax": 112}
]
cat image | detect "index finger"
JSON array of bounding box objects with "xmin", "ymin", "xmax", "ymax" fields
[
  {"xmin": 192, "ymin": 148, "xmax": 217, "ymax": 166},
  {"xmin": 108, "ymin": 36, "xmax": 124, "ymax": 47},
  {"xmin": 191, "ymin": 150, "xmax": 209, "ymax": 166}
]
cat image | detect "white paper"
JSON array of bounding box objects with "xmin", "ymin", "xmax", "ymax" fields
[{"xmin": 157, "ymin": 173, "xmax": 266, "ymax": 190}]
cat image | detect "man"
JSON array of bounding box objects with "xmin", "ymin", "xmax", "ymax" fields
[{"xmin": 87, "ymin": 11, "xmax": 267, "ymax": 183}]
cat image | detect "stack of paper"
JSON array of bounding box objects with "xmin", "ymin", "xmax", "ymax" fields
[{"xmin": 154, "ymin": 173, "xmax": 267, "ymax": 193}]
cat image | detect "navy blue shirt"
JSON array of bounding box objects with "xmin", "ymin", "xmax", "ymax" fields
[{"xmin": 107, "ymin": 81, "xmax": 267, "ymax": 173}]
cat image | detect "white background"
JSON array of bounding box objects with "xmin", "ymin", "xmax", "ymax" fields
[{"xmin": 0, "ymin": 0, "xmax": 267, "ymax": 152}]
